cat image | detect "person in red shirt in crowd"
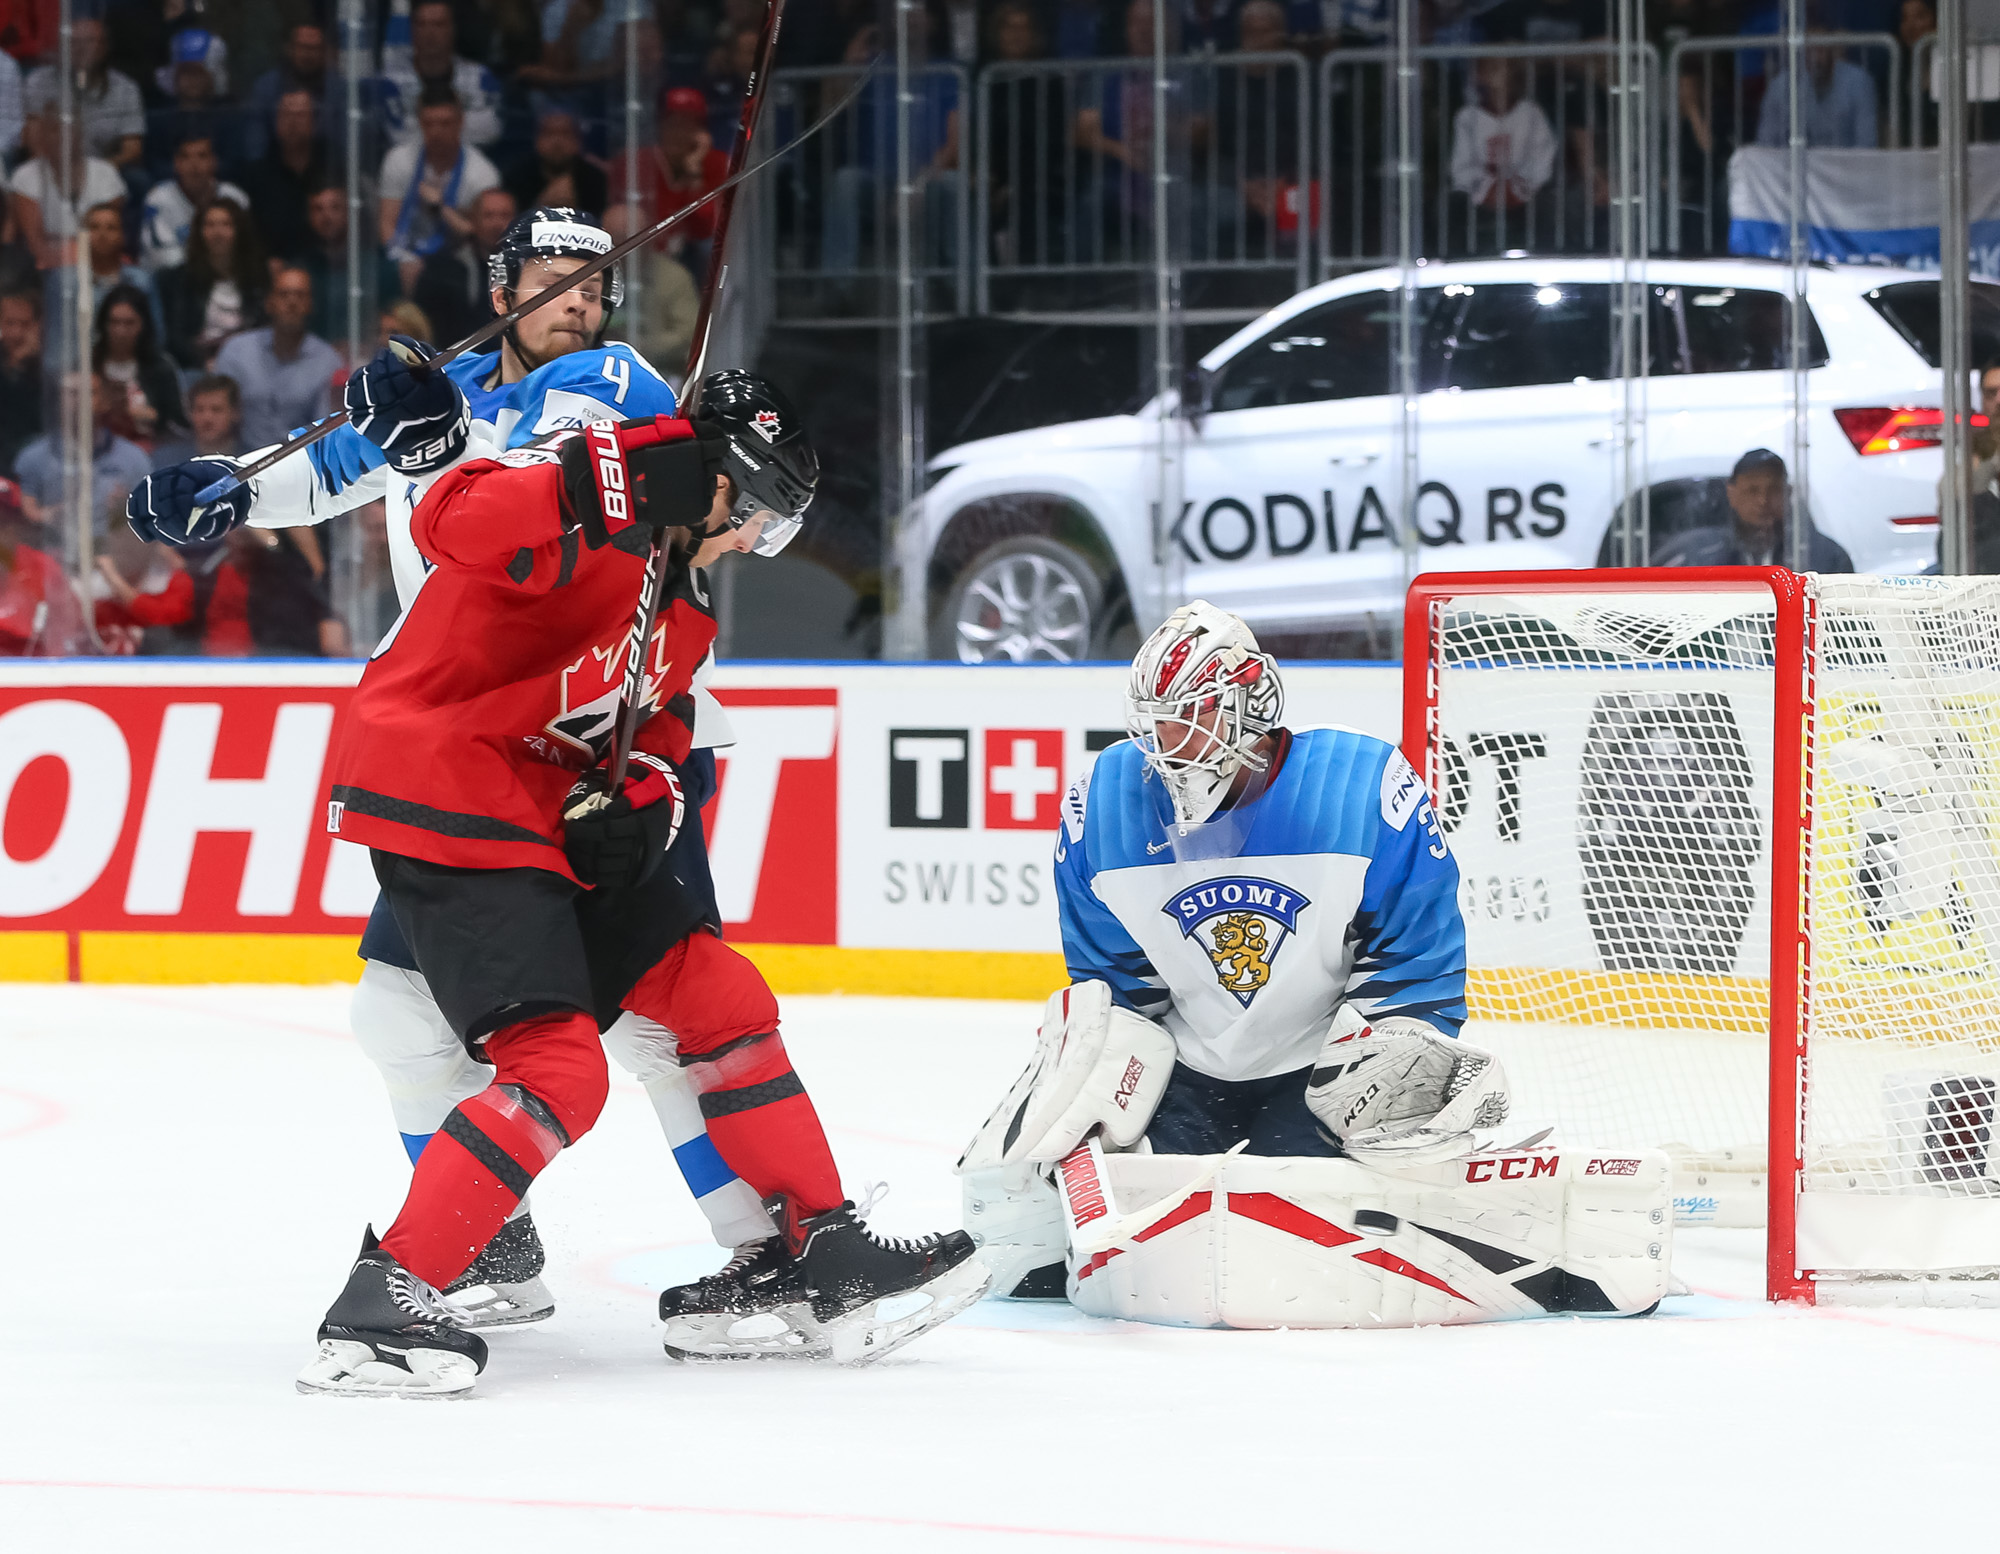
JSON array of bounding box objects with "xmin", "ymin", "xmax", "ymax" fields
[
  {"xmin": 635, "ymin": 86, "xmax": 728, "ymax": 280},
  {"xmin": 0, "ymin": 477, "xmax": 86, "ymax": 655},
  {"xmin": 92, "ymin": 520, "xmax": 194, "ymax": 652}
]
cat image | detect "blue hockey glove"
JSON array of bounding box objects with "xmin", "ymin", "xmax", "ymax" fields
[
  {"xmin": 345, "ymin": 335, "xmax": 470, "ymax": 474},
  {"xmin": 126, "ymin": 458, "xmax": 256, "ymax": 545}
]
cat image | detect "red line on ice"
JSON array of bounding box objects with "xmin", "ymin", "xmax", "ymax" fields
[
  {"xmin": 0, "ymin": 1479, "xmax": 1384, "ymax": 1554},
  {"xmin": 0, "ymin": 1087, "xmax": 65, "ymax": 1141}
]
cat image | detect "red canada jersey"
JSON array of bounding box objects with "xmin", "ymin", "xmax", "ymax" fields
[{"xmin": 326, "ymin": 431, "xmax": 716, "ymax": 880}]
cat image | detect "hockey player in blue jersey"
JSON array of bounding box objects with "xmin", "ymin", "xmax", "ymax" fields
[
  {"xmin": 127, "ymin": 208, "xmax": 776, "ymax": 1324},
  {"xmin": 958, "ymin": 602, "xmax": 1526, "ymax": 1307}
]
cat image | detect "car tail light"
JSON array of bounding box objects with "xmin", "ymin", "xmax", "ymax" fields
[{"xmin": 1834, "ymin": 406, "xmax": 1991, "ymax": 455}]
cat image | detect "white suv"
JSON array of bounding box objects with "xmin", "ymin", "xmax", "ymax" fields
[{"xmin": 919, "ymin": 258, "xmax": 1994, "ymax": 661}]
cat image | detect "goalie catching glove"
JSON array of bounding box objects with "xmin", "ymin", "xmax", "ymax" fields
[
  {"xmin": 559, "ymin": 415, "xmax": 731, "ymax": 550},
  {"xmin": 1305, "ymin": 1005, "xmax": 1510, "ymax": 1166},
  {"xmin": 958, "ymin": 981, "xmax": 1175, "ymax": 1170},
  {"xmin": 561, "ymin": 753, "xmax": 686, "ymax": 889}
]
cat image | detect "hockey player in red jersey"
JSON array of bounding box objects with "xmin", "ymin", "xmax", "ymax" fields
[{"xmin": 299, "ymin": 372, "xmax": 989, "ymax": 1396}]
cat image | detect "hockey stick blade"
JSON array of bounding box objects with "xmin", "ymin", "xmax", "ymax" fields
[{"xmin": 193, "ymin": 49, "xmax": 876, "ymax": 510}]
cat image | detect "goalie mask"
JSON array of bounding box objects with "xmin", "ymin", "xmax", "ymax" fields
[{"xmin": 1127, "ymin": 602, "xmax": 1284, "ymax": 828}]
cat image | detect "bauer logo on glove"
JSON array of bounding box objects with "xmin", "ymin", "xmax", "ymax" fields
[
  {"xmin": 560, "ymin": 752, "xmax": 686, "ymax": 889},
  {"xmin": 558, "ymin": 415, "xmax": 730, "ymax": 551}
]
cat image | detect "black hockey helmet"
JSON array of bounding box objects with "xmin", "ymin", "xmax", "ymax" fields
[
  {"xmin": 487, "ymin": 206, "xmax": 623, "ymax": 310},
  {"xmin": 692, "ymin": 369, "xmax": 818, "ymax": 557}
]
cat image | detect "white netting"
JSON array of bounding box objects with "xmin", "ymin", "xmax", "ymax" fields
[
  {"xmin": 1427, "ymin": 575, "xmax": 2000, "ymax": 1270},
  {"xmin": 1429, "ymin": 591, "xmax": 1779, "ymax": 1222},
  {"xmin": 1803, "ymin": 577, "xmax": 2000, "ymax": 1210}
]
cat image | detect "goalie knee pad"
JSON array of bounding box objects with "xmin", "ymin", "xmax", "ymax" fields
[
  {"xmin": 1305, "ymin": 1007, "xmax": 1510, "ymax": 1166},
  {"xmin": 958, "ymin": 981, "xmax": 1176, "ymax": 1171}
]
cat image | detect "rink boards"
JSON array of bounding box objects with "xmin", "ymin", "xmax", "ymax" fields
[{"xmin": 0, "ymin": 659, "xmax": 1400, "ymax": 990}]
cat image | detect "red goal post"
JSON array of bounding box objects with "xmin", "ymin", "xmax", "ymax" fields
[{"xmin": 1404, "ymin": 568, "xmax": 2000, "ymax": 1307}]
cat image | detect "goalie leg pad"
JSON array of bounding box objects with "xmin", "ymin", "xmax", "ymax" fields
[
  {"xmin": 957, "ymin": 981, "xmax": 1175, "ymax": 1171},
  {"xmin": 960, "ymin": 1164, "xmax": 1068, "ymax": 1299},
  {"xmin": 1065, "ymin": 1148, "xmax": 1672, "ymax": 1328}
]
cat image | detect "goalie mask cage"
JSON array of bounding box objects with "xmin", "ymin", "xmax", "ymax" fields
[{"xmin": 1404, "ymin": 568, "xmax": 2000, "ymax": 1307}]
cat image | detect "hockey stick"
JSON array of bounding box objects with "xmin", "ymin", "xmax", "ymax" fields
[
  {"xmin": 602, "ymin": 0, "xmax": 785, "ymax": 788},
  {"xmin": 191, "ymin": 23, "xmax": 855, "ymax": 513}
]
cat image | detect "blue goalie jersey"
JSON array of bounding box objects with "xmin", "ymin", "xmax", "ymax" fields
[{"xmin": 1053, "ymin": 726, "xmax": 1468, "ymax": 1083}]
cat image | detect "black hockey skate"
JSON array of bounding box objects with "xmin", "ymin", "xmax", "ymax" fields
[
  {"xmin": 442, "ymin": 1212, "xmax": 556, "ymax": 1328},
  {"xmin": 296, "ymin": 1229, "xmax": 488, "ymax": 1398},
  {"xmin": 786, "ymin": 1199, "xmax": 992, "ymax": 1366},
  {"xmin": 657, "ymin": 1238, "xmax": 823, "ymax": 1363}
]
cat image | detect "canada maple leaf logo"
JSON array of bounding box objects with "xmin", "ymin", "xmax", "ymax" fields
[{"xmin": 750, "ymin": 408, "xmax": 782, "ymax": 443}]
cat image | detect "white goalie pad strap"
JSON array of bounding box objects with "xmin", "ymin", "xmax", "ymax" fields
[
  {"xmin": 1305, "ymin": 1007, "xmax": 1511, "ymax": 1165},
  {"xmin": 1064, "ymin": 1148, "xmax": 1672, "ymax": 1329},
  {"xmin": 957, "ymin": 982, "xmax": 1176, "ymax": 1171}
]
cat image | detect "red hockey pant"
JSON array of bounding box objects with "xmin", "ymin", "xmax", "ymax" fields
[{"xmin": 622, "ymin": 931, "xmax": 843, "ymax": 1235}]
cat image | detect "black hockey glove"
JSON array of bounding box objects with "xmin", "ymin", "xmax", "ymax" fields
[
  {"xmin": 126, "ymin": 458, "xmax": 256, "ymax": 545},
  {"xmin": 559, "ymin": 416, "xmax": 731, "ymax": 551},
  {"xmin": 561, "ymin": 752, "xmax": 687, "ymax": 890},
  {"xmin": 345, "ymin": 335, "xmax": 470, "ymax": 474}
]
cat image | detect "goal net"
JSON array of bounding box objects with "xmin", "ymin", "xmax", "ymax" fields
[{"xmin": 1407, "ymin": 569, "xmax": 2000, "ymax": 1304}]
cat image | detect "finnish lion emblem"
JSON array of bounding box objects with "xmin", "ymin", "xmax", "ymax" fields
[
  {"xmin": 1163, "ymin": 876, "xmax": 1311, "ymax": 1008},
  {"xmin": 1206, "ymin": 911, "xmax": 1273, "ymax": 995}
]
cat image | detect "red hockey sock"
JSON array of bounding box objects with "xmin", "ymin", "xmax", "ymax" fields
[
  {"xmin": 379, "ymin": 1009, "xmax": 605, "ymax": 1288},
  {"xmin": 686, "ymin": 1031, "xmax": 844, "ymax": 1225}
]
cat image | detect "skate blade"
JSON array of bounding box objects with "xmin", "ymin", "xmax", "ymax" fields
[
  {"xmin": 295, "ymin": 1339, "xmax": 479, "ymax": 1398},
  {"xmin": 443, "ymin": 1275, "xmax": 556, "ymax": 1329},
  {"xmin": 822, "ymin": 1257, "xmax": 994, "ymax": 1367},
  {"xmin": 662, "ymin": 1304, "xmax": 827, "ymax": 1363}
]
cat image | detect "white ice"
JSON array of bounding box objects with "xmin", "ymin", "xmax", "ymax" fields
[{"xmin": 5, "ymin": 985, "xmax": 2000, "ymax": 1554}]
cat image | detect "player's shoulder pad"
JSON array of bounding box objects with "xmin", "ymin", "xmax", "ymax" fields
[
  {"xmin": 1061, "ymin": 768, "xmax": 1091, "ymax": 845},
  {"xmin": 1270, "ymin": 725, "xmax": 1409, "ymax": 850}
]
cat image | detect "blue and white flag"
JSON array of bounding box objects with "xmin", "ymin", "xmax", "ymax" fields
[{"xmin": 1729, "ymin": 146, "xmax": 2000, "ymax": 277}]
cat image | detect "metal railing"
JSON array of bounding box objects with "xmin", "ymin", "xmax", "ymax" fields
[
  {"xmin": 1318, "ymin": 42, "xmax": 1660, "ymax": 278},
  {"xmin": 1908, "ymin": 34, "xmax": 2000, "ymax": 147},
  {"xmin": 976, "ymin": 53, "xmax": 1312, "ymax": 322},
  {"xmin": 764, "ymin": 63, "xmax": 971, "ymax": 326},
  {"xmin": 1667, "ymin": 32, "xmax": 1900, "ymax": 256}
]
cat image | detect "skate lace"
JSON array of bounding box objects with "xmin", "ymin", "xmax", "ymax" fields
[
  {"xmin": 388, "ymin": 1266, "xmax": 461, "ymax": 1327},
  {"xmin": 847, "ymin": 1188, "xmax": 941, "ymax": 1257},
  {"xmin": 712, "ymin": 1239, "xmax": 769, "ymax": 1281}
]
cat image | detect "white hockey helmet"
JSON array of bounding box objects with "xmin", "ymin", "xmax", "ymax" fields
[{"xmin": 1126, "ymin": 601, "xmax": 1283, "ymax": 826}]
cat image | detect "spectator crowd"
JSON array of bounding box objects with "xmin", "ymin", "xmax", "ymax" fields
[{"xmin": 0, "ymin": 0, "xmax": 1953, "ymax": 656}]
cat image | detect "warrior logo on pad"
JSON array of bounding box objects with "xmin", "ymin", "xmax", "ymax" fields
[{"xmin": 1162, "ymin": 876, "xmax": 1310, "ymax": 1006}]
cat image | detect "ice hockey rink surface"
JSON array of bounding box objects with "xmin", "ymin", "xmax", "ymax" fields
[{"xmin": 7, "ymin": 984, "xmax": 2000, "ymax": 1554}]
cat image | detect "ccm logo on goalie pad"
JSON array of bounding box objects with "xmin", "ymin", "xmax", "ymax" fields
[
  {"xmin": 1465, "ymin": 1155, "xmax": 1557, "ymax": 1182},
  {"xmin": 1586, "ymin": 1158, "xmax": 1641, "ymax": 1176},
  {"xmin": 588, "ymin": 422, "xmax": 628, "ymax": 524}
]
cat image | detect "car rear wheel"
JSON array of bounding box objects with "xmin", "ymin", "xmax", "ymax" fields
[{"xmin": 936, "ymin": 537, "xmax": 1104, "ymax": 663}]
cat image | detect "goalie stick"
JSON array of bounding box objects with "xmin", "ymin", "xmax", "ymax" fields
[
  {"xmin": 604, "ymin": 0, "xmax": 784, "ymax": 790},
  {"xmin": 190, "ymin": 15, "xmax": 857, "ymax": 514}
]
